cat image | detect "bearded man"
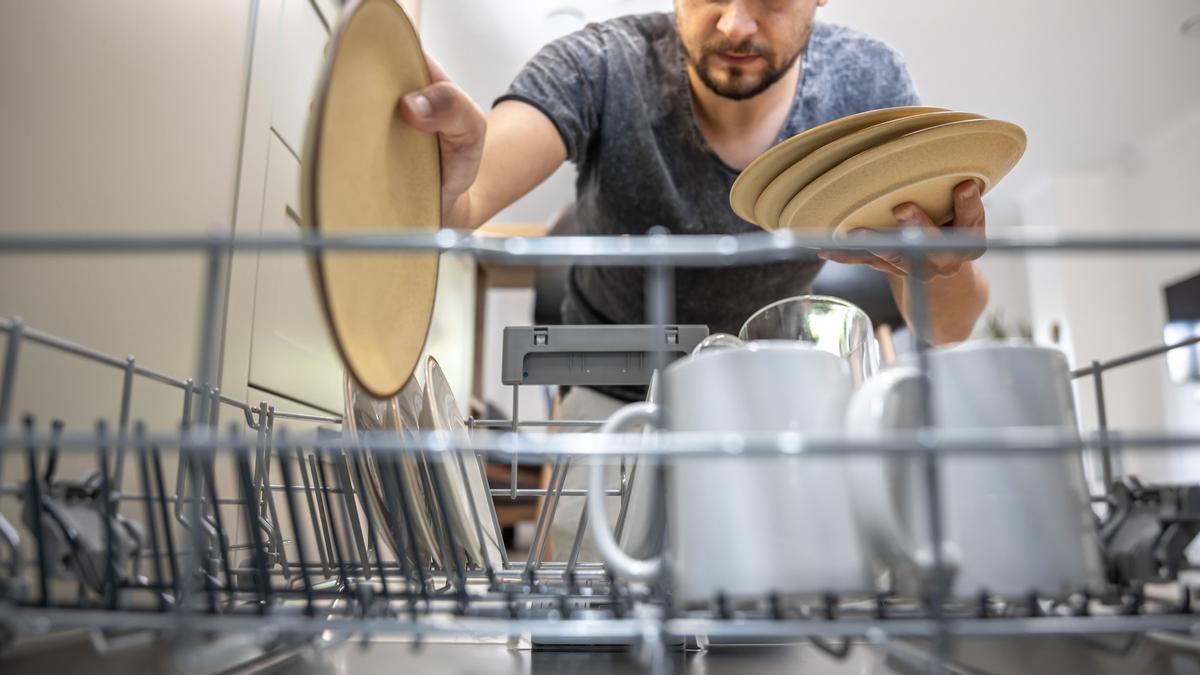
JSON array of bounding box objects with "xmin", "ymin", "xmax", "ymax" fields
[{"xmin": 401, "ymin": 0, "xmax": 989, "ymax": 555}]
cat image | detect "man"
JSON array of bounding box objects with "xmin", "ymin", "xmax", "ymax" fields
[{"xmin": 401, "ymin": 0, "xmax": 988, "ymax": 555}]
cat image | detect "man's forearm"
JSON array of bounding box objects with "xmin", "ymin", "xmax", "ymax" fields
[{"xmin": 888, "ymin": 261, "xmax": 989, "ymax": 345}]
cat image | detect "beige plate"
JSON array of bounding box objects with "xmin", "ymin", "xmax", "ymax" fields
[
  {"xmin": 303, "ymin": 0, "xmax": 440, "ymax": 399},
  {"xmin": 728, "ymin": 106, "xmax": 944, "ymax": 224},
  {"xmin": 419, "ymin": 356, "xmax": 506, "ymax": 575},
  {"xmin": 778, "ymin": 119, "xmax": 1027, "ymax": 234},
  {"xmin": 753, "ymin": 111, "xmax": 985, "ymax": 230}
]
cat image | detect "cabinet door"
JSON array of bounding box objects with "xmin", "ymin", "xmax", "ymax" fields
[
  {"xmin": 247, "ymin": 136, "xmax": 344, "ymax": 412},
  {"xmin": 271, "ymin": 0, "xmax": 329, "ymax": 155}
]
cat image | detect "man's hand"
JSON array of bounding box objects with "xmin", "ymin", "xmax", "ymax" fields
[
  {"xmin": 398, "ymin": 55, "xmax": 487, "ymax": 227},
  {"xmin": 818, "ymin": 180, "xmax": 990, "ymax": 344},
  {"xmin": 817, "ymin": 180, "xmax": 986, "ymax": 278},
  {"xmin": 397, "ymin": 55, "xmax": 568, "ymax": 231}
]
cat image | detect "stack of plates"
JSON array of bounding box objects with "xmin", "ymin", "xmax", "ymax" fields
[{"xmin": 729, "ymin": 107, "xmax": 1027, "ymax": 234}]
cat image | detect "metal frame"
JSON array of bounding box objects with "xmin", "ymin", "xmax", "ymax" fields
[{"xmin": 2, "ymin": 228, "xmax": 1200, "ymax": 674}]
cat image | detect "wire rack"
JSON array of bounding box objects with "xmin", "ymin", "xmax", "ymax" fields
[{"xmin": 2, "ymin": 228, "xmax": 1200, "ymax": 674}]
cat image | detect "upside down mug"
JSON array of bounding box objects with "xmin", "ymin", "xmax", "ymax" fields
[
  {"xmin": 845, "ymin": 341, "xmax": 1105, "ymax": 599},
  {"xmin": 588, "ymin": 341, "xmax": 874, "ymax": 606}
]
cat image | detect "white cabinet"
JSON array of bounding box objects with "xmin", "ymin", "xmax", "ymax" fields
[
  {"xmin": 222, "ymin": 0, "xmax": 469, "ymax": 414},
  {"xmin": 272, "ymin": 0, "xmax": 330, "ymax": 155},
  {"xmin": 247, "ymin": 136, "xmax": 344, "ymax": 412}
]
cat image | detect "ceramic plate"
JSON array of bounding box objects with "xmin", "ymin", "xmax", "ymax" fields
[
  {"xmin": 419, "ymin": 356, "xmax": 506, "ymax": 571},
  {"xmin": 778, "ymin": 119, "xmax": 1026, "ymax": 234},
  {"xmin": 342, "ymin": 371, "xmax": 442, "ymax": 570},
  {"xmin": 753, "ymin": 111, "xmax": 985, "ymax": 229},
  {"xmin": 304, "ymin": 0, "xmax": 440, "ymax": 398},
  {"xmin": 728, "ymin": 106, "xmax": 944, "ymax": 224}
]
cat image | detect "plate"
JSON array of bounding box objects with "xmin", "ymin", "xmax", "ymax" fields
[
  {"xmin": 728, "ymin": 106, "xmax": 944, "ymax": 223},
  {"xmin": 778, "ymin": 119, "xmax": 1026, "ymax": 234},
  {"xmin": 419, "ymin": 356, "xmax": 506, "ymax": 571},
  {"xmin": 753, "ymin": 111, "xmax": 985, "ymax": 229},
  {"xmin": 342, "ymin": 371, "xmax": 442, "ymax": 570},
  {"xmin": 303, "ymin": 0, "xmax": 440, "ymax": 398}
]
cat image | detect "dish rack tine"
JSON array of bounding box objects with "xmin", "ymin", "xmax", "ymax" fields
[
  {"xmin": 453, "ymin": 446, "xmax": 496, "ymax": 583},
  {"xmin": 0, "ymin": 317, "xmax": 23, "ymax": 434},
  {"xmin": 329, "ymin": 446, "xmax": 370, "ymax": 575},
  {"xmin": 96, "ymin": 420, "xmax": 121, "ymax": 609},
  {"xmin": 134, "ymin": 426, "xmax": 169, "ymax": 610},
  {"xmin": 523, "ymin": 456, "xmax": 563, "ymax": 576},
  {"xmin": 348, "ymin": 451, "xmax": 390, "ymax": 600},
  {"xmin": 273, "ymin": 443, "xmax": 316, "ymax": 615},
  {"xmin": 109, "ymin": 356, "xmax": 135, "ymax": 498},
  {"xmin": 564, "ymin": 501, "xmax": 588, "ymax": 576},
  {"xmin": 424, "ymin": 450, "xmax": 469, "ymax": 592},
  {"xmin": 384, "ymin": 450, "xmax": 428, "ymax": 596},
  {"xmin": 414, "ymin": 447, "xmax": 455, "ymax": 580},
  {"xmin": 204, "ymin": 438, "xmax": 236, "ymax": 601},
  {"xmin": 234, "ymin": 436, "xmax": 272, "ymax": 611},
  {"xmin": 612, "ymin": 456, "xmax": 640, "ymax": 543},
  {"xmin": 298, "ymin": 452, "xmax": 334, "ymax": 577},
  {"xmin": 149, "ymin": 446, "xmax": 181, "ymax": 602},
  {"xmin": 474, "ymin": 451, "xmax": 509, "ymax": 570},
  {"xmin": 527, "ymin": 456, "xmax": 572, "ymax": 574},
  {"xmin": 254, "ymin": 407, "xmax": 290, "ymax": 578},
  {"xmin": 314, "ymin": 446, "xmax": 354, "ymax": 588},
  {"xmin": 22, "ymin": 416, "xmax": 45, "ymax": 604}
]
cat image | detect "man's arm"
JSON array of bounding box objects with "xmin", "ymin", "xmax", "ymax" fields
[
  {"xmin": 886, "ymin": 262, "xmax": 989, "ymax": 345},
  {"xmin": 399, "ymin": 58, "xmax": 567, "ymax": 230}
]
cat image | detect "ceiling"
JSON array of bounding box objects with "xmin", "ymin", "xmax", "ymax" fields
[{"xmin": 421, "ymin": 0, "xmax": 1200, "ymax": 216}]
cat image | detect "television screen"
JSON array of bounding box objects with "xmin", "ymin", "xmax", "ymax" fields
[{"xmin": 1164, "ymin": 272, "xmax": 1200, "ymax": 385}]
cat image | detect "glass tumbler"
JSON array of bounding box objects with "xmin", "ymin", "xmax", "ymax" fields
[{"xmin": 738, "ymin": 295, "xmax": 880, "ymax": 387}]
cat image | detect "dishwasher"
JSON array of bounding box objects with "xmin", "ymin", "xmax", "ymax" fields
[{"xmin": 1, "ymin": 228, "xmax": 1200, "ymax": 675}]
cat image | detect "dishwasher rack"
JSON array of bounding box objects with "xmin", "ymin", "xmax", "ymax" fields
[{"xmin": 2, "ymin": 228, "xmax": 1200, "ymax": 674}]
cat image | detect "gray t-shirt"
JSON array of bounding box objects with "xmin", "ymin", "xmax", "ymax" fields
[{"xmin": 498, "ymin": 13, "xmax": 919, "ymax": 399}]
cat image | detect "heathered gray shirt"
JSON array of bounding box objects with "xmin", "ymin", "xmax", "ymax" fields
[{"xmin": 497, "ymin": 13, "xmax": 919, "ymax": 400}]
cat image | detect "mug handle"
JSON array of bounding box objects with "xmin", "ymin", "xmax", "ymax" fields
[
  {"xmin": 587, "ymin": 402, "xmax": 663, "ymax": 581},
  {"xmin": 846, "ymin": 367, "xmax": 958, "ymax": 589}
]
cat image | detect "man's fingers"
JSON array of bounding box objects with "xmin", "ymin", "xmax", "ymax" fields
[
  {"xmin": 952, "ymin": 180, "xmax": 986, "ymax": 232},
  {"xmin": 400, "ymin": 81, "xmax": 485, "ymax": 148}
]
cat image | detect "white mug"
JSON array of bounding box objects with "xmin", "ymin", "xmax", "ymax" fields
[
  {"xmin": 588, "ymin": 341, "xmax": 873, "ymax": 606},
  {"xmin": 846, "ymin": 341, "xmax": 1105, "ymax": 599}
]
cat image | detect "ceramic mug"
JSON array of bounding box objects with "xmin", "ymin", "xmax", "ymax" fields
[
  {"xmin": 846, "ymin": 341, "xmax": 1105, "ymax": 599},
  {"xmin": 588, "ymin": 341, "xmax": 873, "ymax": 605}
]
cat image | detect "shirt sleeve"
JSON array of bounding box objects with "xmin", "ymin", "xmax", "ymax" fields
[
  {"xmin": 494, "ymin": 26, "xmax": 608, "ymax": 166},
  {"xmin": 872, "ymin": 42, "xmax": 922, "ymax": 108}
]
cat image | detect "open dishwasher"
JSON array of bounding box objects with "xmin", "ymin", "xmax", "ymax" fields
[{"xmin": 2, "ymin": 227, "xmax": 1200, "ymax": 675}]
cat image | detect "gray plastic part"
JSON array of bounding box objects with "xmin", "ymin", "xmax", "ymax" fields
[{"xmin": 501, "ymin": 325, "xmax": 709, "ymax": 386}]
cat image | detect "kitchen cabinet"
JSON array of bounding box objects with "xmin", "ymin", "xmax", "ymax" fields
[
  {"xmin": 222, "ymin": 0, "xmax": 471, "ymax": 416},
  {"xmin": 247, "ymin": 136, "xmax": 344, "ymax": 413}
]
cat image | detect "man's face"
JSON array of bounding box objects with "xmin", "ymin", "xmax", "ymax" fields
[{"xmin": 676, "ymin": 0, "xmax": 827, "ymax": 101}]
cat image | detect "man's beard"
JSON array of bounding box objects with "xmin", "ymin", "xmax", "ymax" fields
[{"xmin": 689, "ymin": 39, "xmax": 802, "ymax": 101}]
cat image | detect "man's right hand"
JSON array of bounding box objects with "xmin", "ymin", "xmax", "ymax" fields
[{"xmin": 399, "ymin": 56, "xmax": 487, "ymax": 229}]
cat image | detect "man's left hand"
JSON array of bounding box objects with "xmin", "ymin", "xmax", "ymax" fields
[{"xmin": 817, "ymin": 180, "xmax": 986, "ymax": 280}]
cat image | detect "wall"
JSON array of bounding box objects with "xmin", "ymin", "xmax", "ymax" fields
[
  {"xmin": 1020, "ymin": 106, "xmax": 1200, "ymax": 485},
  {"xmin": 0, "ymin": 2, "xmax": 254, "ymax": 430}
]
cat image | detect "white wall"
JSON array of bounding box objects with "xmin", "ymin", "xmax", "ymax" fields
[
  {"xmin": 1020, "ymin": 106, "xmax": 1200, "ymax": 485},
  {"xmin": 0, "ymin": 2, "xmax": 254, "ymax": 429}
]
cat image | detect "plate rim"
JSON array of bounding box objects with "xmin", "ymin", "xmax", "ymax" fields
[
  {"xmin": 728, "ymin": 105, "xmax": 946, "ymax": 223},
  {"xmin": 752, "ymin": 110, "xmax": 986, "ymax": 229},
  {"xmin": 776, "ymin": 118, "xmax": 1027, "ymax": 232}
]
